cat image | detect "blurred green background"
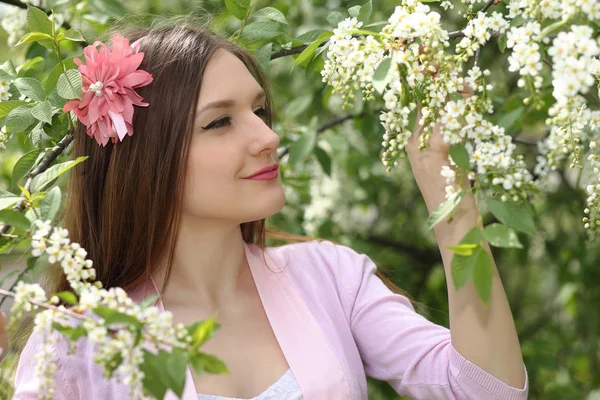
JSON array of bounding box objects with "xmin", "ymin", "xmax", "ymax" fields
[{"xmin": 0, "ymin": 0, "xmax": 598, "ymax": 399}]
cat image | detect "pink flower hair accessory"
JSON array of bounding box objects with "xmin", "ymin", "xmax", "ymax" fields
[{"xmin": 63, "ymin": 33, "xmax": 153, "ymax": 147}]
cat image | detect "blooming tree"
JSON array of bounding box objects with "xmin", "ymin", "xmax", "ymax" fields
[{"xmin": 0, "ymin": 0, "xmax": 598, "ymax": 398}]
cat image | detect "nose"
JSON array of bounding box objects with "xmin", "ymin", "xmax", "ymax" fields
[{"xmin": 248, "ymin": 113, "xmax": 280, "ymax": 159}]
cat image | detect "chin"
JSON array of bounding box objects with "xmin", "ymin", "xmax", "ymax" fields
[{"xmin": 242, "ymin": 186, "xmax": 286, "ymax": 223}]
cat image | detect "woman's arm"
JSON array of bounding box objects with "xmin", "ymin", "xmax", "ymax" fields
[{"xmin": 406, "ymin": 122, "xmax": 527, "ymax": 389}]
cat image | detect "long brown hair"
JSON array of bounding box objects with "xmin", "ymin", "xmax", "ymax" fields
[{"xmin": 53, "ymin": 23, "xmax": 409, "ymax": 300}]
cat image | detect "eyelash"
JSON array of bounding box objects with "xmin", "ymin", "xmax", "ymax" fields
[{"xmin": 204, "ymin": 107, "xmax": 269, "ymax": 130}]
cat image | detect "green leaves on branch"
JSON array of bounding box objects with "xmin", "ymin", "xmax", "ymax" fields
[
  {"xmin": 372, "ymin": 57, "xmax": 394, "ymax": 94},
  {"xmin": 252, "ymin": 7, "xmax": 288, "ymax": 25},
  {"xmin": 483, "ymin": 223, "xmax": 523, "ymax": 248},
  {"xmin": 141, "ymin": 348, "xmax": 187, "ymax": 400},
  {"xmin": 449, "ymin": 227, "xmax": 494, "ymax": 305},
  {"xmin": 295, "ymin": 31, "xmax": 333, "ymax": 67},
  {"xmin": 486, "ymin": 198, "xmax": 535, "ymax": 235},
  {"xmin": 289, "ymin": 128, "xmax": 317, "ymax": 166},
  {"xmin": 14, "ymin": 78, "xmax": 45, "ymax": 102},
  {"xmin": 26, "ymin": 6, "xmax": 52, "ymax": 36},
  {"xmin": 30, "ymin": 156, "xmax": 88, "ymax": 193}
]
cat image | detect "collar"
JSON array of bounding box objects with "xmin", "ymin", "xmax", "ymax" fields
[{"xmin": 128, "ymin": 241, "xmax": 351, "ymax": 400}]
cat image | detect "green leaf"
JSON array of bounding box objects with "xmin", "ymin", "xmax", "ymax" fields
[
  {"xmin": 348, "ymin": 5, "xmax": 361, "ymax": 17},
  {"xmin": 30, "ymin": 122, "xmax": 44, "ymax": 147},
  {"xmin": 486, "ymin": 198, "xmax": 535, "ymax": 235},
  {"xmin": 296, "ymin": 29, "xmax": 329, "ymax": 43},
  {"xmin": 472, "ymin": 248, "xmax": 494, "ymax": 305},
  {"xmin": 57, "ymin": 69, "xmax": 82, "ymax": 100},
  {"xmin": 14, "ymin": 77, "xmax": 46, "ymax": 101},
  {"xmin": 88, "ymin": 0, "xmax": 126, "ymax": 18},
  {"xmin": 358, "ymin": 0, "xmax": 373, "ymax": 23},
  {"xmin": 449, "ymin": 143, "xmax": 470, "ymax": 169},
  {"xmin": 52, "ymin": 322, "xmax": 87, "ymax": 341},
  {"xmin": 39, "ymin": 186, "xmax": 62, "ymax": 222},
  {"xmin": 448, "ymin": 243, "xmax": 479, "ymax": 256},
  {"xmin": 241, "ymin": 21, "xmax": 287, "ymax": 41},
  {"xmin": 44, "ymin": 57, "xmax": 76, "ymax": 96},
  {"xmin": 0, "ymin": 210, "xmax": 31, "ymax": 229},
  {"xmin": 16, "ymin": 57, "xmax": 46, "ymax": 75},
  {"xmin": 253, "ymin": 42, "xmax": 273, "ymax": 73},
  {"xmin": 372, "ymin": 57, "xmax": 393, "ymax": 94},
  {"xmin": 0, "ymin": 189, "xmax": 17, "ymax": 198},
  {"xmin": 327, "ymin": 11, "xmax": 345, "ymax": 27},
  {"xmin": 283, "ymin": 94, "xmax": 312, "ymax": 118},
  {"xmin": 426, "ymin": 191, "xmax": 464, "ymax": 231},
  {"xmin": 225, "ymin": 0, "xmax": 250, "ymax": 20},
  {"xmin": 497, "ymin": 106, "xmax": 524, "ymax": 131},
  {"xmin": 16, "ymin": 32, "xmax": 53, "ymax": 46},
  {"xmin": 62, "ymin": 28, "xmax": 85, "ymax": 42},
  {"xmin": 0, "ymin": 60, "xmax": 17, "ymax": 78},
  {"xmin": 55, "ymin": 291, "xmax": 77, "ymax": 305},
  {"xmin": 189, "ymin": 352, "xmax": 229, "ymax": 375},
  {"xmin": 140, "ymin": 348, "xmax": 187, "ymax": 399},
  {"xmin": 497, "ymin": 34, "xmax": 507, "ymax": 53},
  {"xmin": 295, "ymin": 31, "xmax": 333, "ymax": 67},
  {"xmin": 44, "ymin": 114, "xmax": 67, "ymax": 141},
  {"xmin": 313, "ymin": 146, "xmax": 332, "ymax": 176},
  {"xmin": 483, "ymin": 223, "xmax": 523, "ymax": 248},
  {"xmin": 252, "ymin": 7, "xmax": 287, "ymax": 25},
  {"xmin": 93, "ymin": 307, "xmax": 143, "ymax": 328},
  {"xmin": 0, "ymin": 101, "xmax": 28, "ymax": 118},
  {"xmin": 451, "ymin": 245, "xmax": 480, "ymax": 289},
  {"xmin": 27, "ymin": 6, "xmax": 53, "ymax": 36},
  {"xmin": 5, "ymin": 105, "xmax": 35, "ymax": 134},
  {"xmin": 0, "ymin": 197, "xmax": 22, "ymax": 211},
  {"xmin": 30, "ymin": 156, "xmax": 88, "ymax": 193},
  {"xmin": 31, "ymin": 100, "xmax": 54, "ymax": 124},
  {"xmin": 186, "ymin": 316, "xmax": 219, "ymax": 349},
  {"xmin": 289, "ymin": 129, "xmax": 317, "ymax": 165}
]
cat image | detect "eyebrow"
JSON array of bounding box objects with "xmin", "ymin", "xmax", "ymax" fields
[{"xmin": 196, "ymin": 90, "xmax": 266, "ymax": 117}]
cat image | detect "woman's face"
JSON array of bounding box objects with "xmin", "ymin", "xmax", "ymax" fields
[{"xmin": 182, "ymin": 49, "xmax": 285, "ymax": 225}]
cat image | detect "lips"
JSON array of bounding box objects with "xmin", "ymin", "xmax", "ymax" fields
[{"xmin": 244, "ymin": 163, "xmax": 279, "ymax": 179}]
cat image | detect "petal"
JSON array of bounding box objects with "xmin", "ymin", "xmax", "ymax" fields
[
  {"xmin": 63, "ymin": 99, "xmax": 80, "ymax": 113},
  {"xmin": 108, "ymin": 110, "xmax": 128, "ymax": 141},
  {"xmin": 120, "ymin": 70, "xmax": 153, "ymax": 88}
]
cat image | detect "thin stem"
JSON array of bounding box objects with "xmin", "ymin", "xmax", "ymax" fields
[
  {"xmin": 0, "ymin": 288, "xmax": 87, "ymax": 322},
  {"xmin": 480, "ymin": 0, "xmax": 499, "ymax": 13}
]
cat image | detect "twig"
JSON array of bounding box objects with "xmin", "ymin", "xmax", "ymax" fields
[
  {"xmin": 481, "ymin": 0, "xmax": 500, "ymax": 13},
  {"xmin": 278, "ymin": 110, "xmax": 372, "ymax": 159},
  {"xmin": 0, "ymin": 288, "xmax": 86, "ymax": 322},
  {"xmin": 474, "ymin": 48, "xmax": 481, "ymax": 67},
  {"xmin": 0, "ymin": 131, "xmax": 74, "ymax": 237}
]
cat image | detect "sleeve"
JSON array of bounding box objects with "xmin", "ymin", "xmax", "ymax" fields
[
  {"xmin": 12, "ymin": 330, "xmax": 79, "ymax": 400},
  {"xmin": 331, "ymin": 243, "xmax": 529, "ymax": 400}
]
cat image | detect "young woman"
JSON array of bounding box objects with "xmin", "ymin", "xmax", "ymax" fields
[{"xmin": 11, "ymin": 24, "xmax": 528, "ymax": 399}]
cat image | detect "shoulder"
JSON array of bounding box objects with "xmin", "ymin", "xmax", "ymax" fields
[{"xmin": 263, "ymin": 240, "xmax": 378, "ymax": 309}]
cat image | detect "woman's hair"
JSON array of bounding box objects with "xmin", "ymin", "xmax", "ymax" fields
[{"xmin": 50, "ymin": 22, "xmax": 408, "ymax": 298}]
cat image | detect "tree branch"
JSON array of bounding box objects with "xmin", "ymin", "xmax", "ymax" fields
[
  {"xmin": 278, "ymin": 110, "xmax": 372, "ymax": 159},
  {"xmin": 0, "ymin": 288, "xmax": 86, "ymax": 322},
  {"xmin": 0, "ymin": 131, "xmax": 74, "ymax": 237}
]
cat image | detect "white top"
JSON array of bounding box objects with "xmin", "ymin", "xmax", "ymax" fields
[{"xmin": 197, "ymin": 368, "xmax": 303, "ymax": 400}]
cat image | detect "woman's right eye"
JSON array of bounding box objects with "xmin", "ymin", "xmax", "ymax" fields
[{"xmin": 203, "ymin": 117, "xmax": 231, "ymax": 130}]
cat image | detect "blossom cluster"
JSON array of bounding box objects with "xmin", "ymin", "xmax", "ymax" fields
[
  {"xmin": 507, "ymin": 0, "xmax": 600, "ymax": 22},
  {"xmin": 9, "ymin": 220, "xmax": 195, "ymax": 398},
  {"xmin": 0, "ymin": 126, "xmax": 7, "ymax": 150},
  {"xmin": 505, "ymin": 22, "xmax": 544, "ymax": 91},
  {"xmin": 456, "ymin": 11, "xmax": 510, "ymax": 59},
  {"xmin": 0, "ymin": 78, "xmax": 12, "ymax": 102}
]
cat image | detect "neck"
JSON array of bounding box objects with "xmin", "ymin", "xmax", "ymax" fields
[{"xmin": 153, "ymin": 217, "xmax": 252, "ymax": 311}]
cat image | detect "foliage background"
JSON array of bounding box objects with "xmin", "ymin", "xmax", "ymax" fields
[{"xmin": 0, "ymin": 0, "xmax": 597, "ymax": 399}]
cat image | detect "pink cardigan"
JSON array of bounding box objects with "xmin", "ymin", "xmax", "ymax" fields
[{"xmin": 14, "ymin": 240, "xmax": 529, "ymax": 399}]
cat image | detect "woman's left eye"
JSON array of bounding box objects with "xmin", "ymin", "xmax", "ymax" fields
[{"xmin": 203, "ymin": 107, "xmax": 269, "ymax": 131}]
